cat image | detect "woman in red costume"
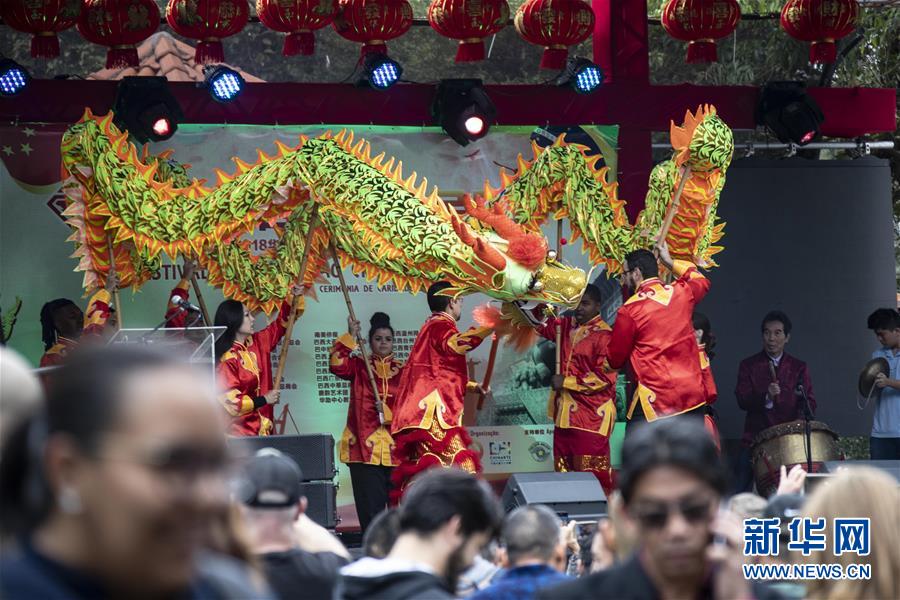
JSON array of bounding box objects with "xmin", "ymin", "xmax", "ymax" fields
[
  {"xmin": 330, "ymin": 312, "xmax": 403, "ymax": 533},
  {"xmin": 214, "ymin": 285, "xmax": 304, "ymax": 436},
  {"xmin": 693, "ymin": 311, "xmax": 721, "ymax": 451}
]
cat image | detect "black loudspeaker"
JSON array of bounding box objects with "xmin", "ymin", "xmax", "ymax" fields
[
  {"xmin": 825, "ymin": 460, "xmax": 900, "ymax": 484},
  {"xmin": 301, "ymin": 481, "xmax": 339, "ymax": 529},
  {"xmin": 228, "ymin": 434, "xmax": 336, "ymax": 482},
  {"xmin": 501, "ymin": 472, "xmax": 607, "ymax": 523}
]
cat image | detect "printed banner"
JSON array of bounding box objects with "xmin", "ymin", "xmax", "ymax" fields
[{"xmin": 1, "ymin": 122, "xmax": 619, "ymax": 524}]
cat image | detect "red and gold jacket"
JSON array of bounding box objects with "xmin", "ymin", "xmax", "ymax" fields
[
  {"xmin": 164, "ymin": 278, "xmax": 192, "ymax": 329},
  {"xmin": 390, "ymin": 312, "xmax": 491, "ymax": 435},
  {"xmin": 330, "ymin": 333, "xmax": 404, "ymax": 466},
  {"xmin": 39, "ymin": 289, "xmax": 112, "ymax": 368},
  {"xmin": 608, "ymin": 260, "xmax": 710, "ymax": 421},
  {"xmin": 217, "ymin": 298, "xmax": 304, "ymax": 436},
  {"xmin": 699, "ymin": 345, "xmax": 717, "ymax": 405},
  {"xmin": 537, "ymin": 314, "xmax": 617, "ymax": 437}
]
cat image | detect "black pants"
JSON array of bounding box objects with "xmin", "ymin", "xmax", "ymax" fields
[
  {"xmin": 348, "ymin": 463, "xmax": 393, "ymax": 534},
  {"xmin": 870, "ymin": 436, "xmax": 900, "ymax": 460}
]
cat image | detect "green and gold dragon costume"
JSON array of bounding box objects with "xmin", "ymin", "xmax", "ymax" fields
[{"xmin": 60, "ymin": 105, "xmax": 732, "ymax": 313}]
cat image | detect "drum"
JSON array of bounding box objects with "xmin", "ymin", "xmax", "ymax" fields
[{"xmin": 751, "ymin": 420, "xmax": 842, "ymax": 496}]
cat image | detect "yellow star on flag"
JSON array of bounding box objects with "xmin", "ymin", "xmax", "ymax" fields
[{"xmin": 19, "ymin": 143, "xmax": 33, "ymax": 156}]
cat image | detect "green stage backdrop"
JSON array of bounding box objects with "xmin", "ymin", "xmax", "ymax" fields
[{"xmin": 1, "ymin": 122, "xmax": 621, "ymax": 524}]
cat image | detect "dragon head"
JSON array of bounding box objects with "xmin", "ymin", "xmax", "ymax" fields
[
  {"xmin": 448, "ymin": 194, "xmax": 587, "ymax": 306},
  {"xmin": 671, "ymin": 105, "xmax": 734, "ymax": 174}
]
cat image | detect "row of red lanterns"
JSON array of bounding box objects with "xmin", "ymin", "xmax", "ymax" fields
[
  {"xmin": 1, "ymin": 0, "xmax": 860, "ymax": 71},
  {"xmin": 660, "ymin": 0, "xmax": 858, "ymax": 65}
]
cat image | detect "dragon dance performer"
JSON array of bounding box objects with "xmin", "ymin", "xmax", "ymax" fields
[
  {"xmin": 39, "ymin": 272, "xmax": 117, "ymax": 370},
  {"xmin": 534, "ymin": 284, "xmax": 618, "ymax": 495},
  {"xmin": 214, "ymin": 284, "xmax": 305, "ymax": 436},
  {"xmin": 389, "ymin": 281, "xmax": 491, "ymax": 503},
  {"xmin": 693, "ymin": 311, "xmax": 721, "ymax": 451},
  {"xmin": 330, "ymin": 312, "xmax": 404, "ymax": 533},
  {"xmin": 608, "ymin": 242, "xmax": 710, "ymax": 432},
  {"xmin": 163, "ymin": 258, "xmax": 202, "ymax": 329}
]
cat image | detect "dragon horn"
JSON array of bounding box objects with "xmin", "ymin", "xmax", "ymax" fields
[
  {"xmin": 464, "ymin": 194, "xmax": 528, "ymax": 241},
  {"xmin": 451, "ymin": 202, "xmax": 507, "ymax": 271}
]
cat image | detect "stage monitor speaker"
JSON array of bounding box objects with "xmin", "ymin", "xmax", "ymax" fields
[
  {"xmin": 301, "ymin": 481, "xmax": 339, "ymax": 529},
  {"xmin": 501, "ymin": 472, "xmax": 607, "ymax": 523},
  {"xmin": 825, "ymin": 460, "xmax": 900, "ymax": 484},
  {"xmin": 228, "ymin": 434, "xmax": 336, "ymax": 482}
]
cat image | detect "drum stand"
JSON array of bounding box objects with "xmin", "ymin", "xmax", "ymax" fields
[{"xmin": 797, "ymin": 383, "xmax": 814, "ymax": 472}]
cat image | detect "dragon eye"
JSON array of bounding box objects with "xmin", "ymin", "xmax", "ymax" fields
[{"xmin": 547, "ymin": 249, "xmax": 558, "ymax": 261}]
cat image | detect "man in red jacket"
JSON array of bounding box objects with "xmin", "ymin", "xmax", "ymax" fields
[
  {"xmin": 534, "ymin": 284, "xmax": 618, "ymax": 495},
  {"xmin": 734, "ymin": 310, "xmax": 816, "ymax": 491},
  {"xmin": 608, "ymin": 242, "xmax": 710, "ymax": 433},
  {"xmin": 389, "ymin": 281, "xmax": 491, "ymax": 503}
]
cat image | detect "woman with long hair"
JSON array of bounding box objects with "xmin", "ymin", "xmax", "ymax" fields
[
  {"xmin": 329, "ymin": 312, "xmax": 403, "ymax": 533},
  {"xmin": 0, "ymin": 346, "xmax": 264, "ymax": 598},
  {"xmin": 801, "ymin": 467, "xmax": 899, "ymax": 600},
  {"xmin": 692, "ymin": 311, "xmax": 720, "ymax": 451},
  {"xmin": 38, "ymin": 273, "xmax": 118, "ymax": 369},
  {"xmin": 214, "ymin": 285, "xmax": 304, "ymax": 436}
]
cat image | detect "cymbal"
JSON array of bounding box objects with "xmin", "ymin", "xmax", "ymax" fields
[{"xmin": 859, "ymin": 357, "xmax": 890, "ymax": 397}]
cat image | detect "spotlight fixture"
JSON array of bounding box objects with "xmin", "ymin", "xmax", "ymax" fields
[
  {"xmin": 432, "ymin": 79, "xmax": 496, "ymax": 147},
  {"xmin": 359, "ymin": 53, "xmax": 402, "ymax": 90},
  {"xmin": 556, "ymin": 57, "xmax": 604, "ymax": 94},
  {"xmin": 0, "ymin": 58, "xmax": 30, "ymax": 97},
  {"xmin": 112, "ymin": 76, "xmax": 184, "ymax": 144},
  {"xmin": 755, "ymin": 82, "xmax": 824, "ymax": 145},
  {"xmin": 203, "ymin": 65, "xmax": 244, "ymax": 102}
]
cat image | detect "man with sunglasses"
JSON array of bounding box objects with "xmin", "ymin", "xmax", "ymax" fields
[
  {"xmin": 538, "ymin": 419, "xmax": 779, "ymax": 600},
  {"xmin": 608, "ymin": 243, "xmax": 710, "ymax": 432}
]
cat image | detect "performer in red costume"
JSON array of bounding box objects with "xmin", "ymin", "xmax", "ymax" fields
[
  {"xmin": 534, "ymin": 284, "xmax": 617, "ymax": 495},
  {"xmin": 389, "ymin": 281, "xmax": 491, "ymax": 503},
  {"xmin": 330, "ymin": 311, "xmax": 404, "ymax": 533},
  {"xmin": 214, "ymin": 285, "xmax": 305, "ymax": 436},
  {"xmin": 39, "ymin": 272, "xmax": 117, "ymax": 370},
  {"xmin": 693, "ymin": 311, "xmax": 721, "ymax": 451},
  {"xmin": 163, "ymin": 258, "xmax": 202, "ymax": 329},
  {"xmin": 608, "ymin": 242, "xmax": 710, "ymax": 433}
]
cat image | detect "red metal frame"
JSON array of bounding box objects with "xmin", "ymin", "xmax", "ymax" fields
[{"xmin": 0, "ymin": 0, "xmax": 895, "ymax": 212}]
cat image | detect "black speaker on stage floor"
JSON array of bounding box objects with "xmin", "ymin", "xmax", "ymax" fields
[
  {"xmin": 301, "ymin": 481, "xmax": 339, "ymax": 529},
  {"xmin": 501, "ymin": 472, "xmax": 607, "ymax": 523},
  {"xmin": 825, "ymin": 460, "xmax": 900, "ymax": 483},
  {"xmin": 228, "ymin": 434, "xmax": 336, "ymax": 482}
]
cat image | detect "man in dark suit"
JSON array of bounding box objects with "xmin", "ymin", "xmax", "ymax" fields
[{"xmin": 734, "ymin": 310, "xmax": 816, "ymax": 492}]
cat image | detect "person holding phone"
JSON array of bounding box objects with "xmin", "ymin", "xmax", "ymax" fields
[{"xmin": 539, "ymin": 419, "xmax": 764, "ymax": 600}]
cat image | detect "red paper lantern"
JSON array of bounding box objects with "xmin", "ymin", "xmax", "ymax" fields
[
  {"xmin": 256, "ymin": 0, "xmax": 338, "ymax": 56},
  {"xmin": 513, "ymin": 0, "xmax": 595, "ymax": 70},
  {"xmin": 780, "ymin": 0, "xmax": 859, "ymax": 64},
  {"xmin": 77, "ymin": 0, "xmax": 160, "ymax": 69},
  {"xmin": 427, "ymin": 0, "xmax": 510, "ymax": 63},
  {"xmin": 1, "ymin": 0, "xmax": 82, "ymax": 59},
  {"xmin": 660, "ymin": 0, "xmax": 741, "ymax": 64},
  {"xmin": 166, "ymin": 0, "xmax": 250, "ymax": 64},
  {"xmin": 332, "ymin": 0, "xmax": 413, "ymax": 55}
]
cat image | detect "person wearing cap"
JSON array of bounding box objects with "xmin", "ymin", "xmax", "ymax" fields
[{"xmin": 236, "ymin": 448, "xmax": 350, "ymax": 600}]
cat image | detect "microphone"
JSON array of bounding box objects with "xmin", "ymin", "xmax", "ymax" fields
[
  {"xmin": 172, "ymin": 296, "xmax": 202, "ymax": 313},
  {"xmin": 795, "ymin": 382, "xmax": 804, "ymax": 396}
]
